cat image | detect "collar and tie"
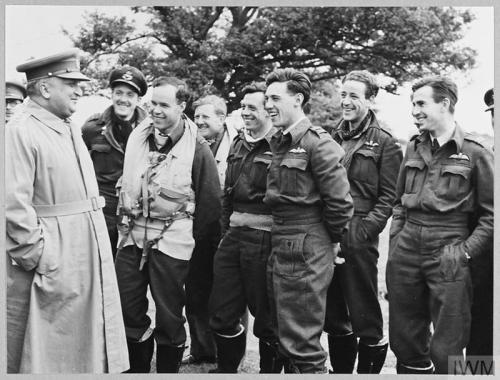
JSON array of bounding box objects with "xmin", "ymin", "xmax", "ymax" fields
[{"xmin": 431, "ymin": 138, "xmax": 440, "ymax": 155}]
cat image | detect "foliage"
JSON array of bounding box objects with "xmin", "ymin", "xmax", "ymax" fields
[{"xmin": 65, "ymin": 6, "xmax": 476, "ymax": 121}]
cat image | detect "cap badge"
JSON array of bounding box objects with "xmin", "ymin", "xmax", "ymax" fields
[{"xmin": 122, "ymin": 71, "xmax": 134, "ymax": 81}]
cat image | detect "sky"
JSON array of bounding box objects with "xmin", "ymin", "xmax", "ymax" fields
[{"xmin": 5, "ymin": 5, "xmax": 494, "ymax": 138}]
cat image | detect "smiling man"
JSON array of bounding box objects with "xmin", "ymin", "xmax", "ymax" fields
[
  {"xmin": 82, "ymin": 66, "xmax": 148, "ymax": 259},
  {"xmin": 263, "ymin": 68, "xmax": 353, "ymax": 374},
  {"xmin": 386, "ymin": 76, "xmax": 493, "ymax": 374},
  {"xmin": 7, "ymin": 49, "xmax": 128, "ymax": 373},
  {"xmin": 208, "ymin": 82, "xmax": 281, "ymax": 373},
  {"xmin": 324, "ymin": 70, "xmax": 402, "ymax": 374},
  {"xmin": 182, "ymin": 94, "xmax": 238, "ymax": 366},
  {"xmin": 115, "ymin": 76, "xmax": 221, "ymax": 373}
]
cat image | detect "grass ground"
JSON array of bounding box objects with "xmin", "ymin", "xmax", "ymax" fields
[{"xmin": 152, "ymin": 221, "xmax": 396, "ymax": 374}]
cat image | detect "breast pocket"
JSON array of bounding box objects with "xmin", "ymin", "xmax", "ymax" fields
[
  {"xmin": 404, "ymin": 159, "xmax": 426, "ymax": 194},
  {"xmin": 250, "ymin": 154, "xmax": 272, "ymax": 190},
  {"xmin": 350, "ymin": 149, "xmax": 379, "ymax": 187},
  {"xmin": 279, "ymin": 156, "xmax": 310, "ymax": 196},
  {"xmin": 436, "ymin": 164, "xmax": 472, "ymax": 201},
  {"xmin": 226, "ymin": 152, "xmax": 244, "ymax": 186},
  {"xmin": 90, "ymin": 142, "xmax": 114, "ymax": 174}
]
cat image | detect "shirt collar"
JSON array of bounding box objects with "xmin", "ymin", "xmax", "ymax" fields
[
  {"xmin": 434, "ymin": 125, "xmax": 455, "ymax": 147},
  {"xmin": 281, "ymin": 117, "xmax": 311, "ymax": 146},
  {"xmin": 282, "ymin": 116, "xmax": 307, "ymax": 135},
  {"xmin": 416, "ymin": 123, "xmax": 464, "ymax": 153}
]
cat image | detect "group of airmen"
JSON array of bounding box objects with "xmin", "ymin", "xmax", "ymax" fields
[{"xmin": 5, "ymin": 48, "xmax": 493, "ymax": 374}]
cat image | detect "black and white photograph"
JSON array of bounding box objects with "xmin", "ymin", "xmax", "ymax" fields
[{"xmin": 3, "ymin": 4, "xmax": 495, "ymax": 375}]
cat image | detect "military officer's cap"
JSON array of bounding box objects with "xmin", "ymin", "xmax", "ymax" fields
[
  {"xmin": 16, "ymin": 48, "xmax": 90, "ymax": 82},
  {"xmin": 108, "ymin": 66, "xmax": 148, "ymax": 97},
  {"xmin": 6, "ymin": 80, "xmax": 26, "ymax": 101},
  {"xmin": 484, "ymin": 88, "xmax": 493, "ymax": 112}
]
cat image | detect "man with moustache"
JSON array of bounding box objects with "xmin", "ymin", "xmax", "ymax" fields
[
  {"xmin": 208, "ymin": 82, "xmax": 282, "ymax": 373},
  {"xmin": 6, "ymin": 49, "xmax": 128, "ymax": 373},
  {"xmin": 82, "ymin": 66, "xmax": 148, "ymax": 259},
  {"xmin": 325, "ymin": 70, "xmax": 402, "ymax": 373},
  {"xmin": 5, "ymin": 79, "xmax": 26, "ymax": 123},
  {"xmin": 182, "ymin": 94, "xmax": 238, "ymax": 365},
  {"xmin": 263, "ymin": 68, "xmax": 353, "ymax": 374},
  {"xmin": 115, "ymin": 76, "xmax": 221, "ymax": 373},
  {"xmin": 386, "ymin": 76, "xmax": 493, "ymax": 374}
]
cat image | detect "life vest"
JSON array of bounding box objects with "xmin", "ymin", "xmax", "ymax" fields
[{"xmin": 118, "ymin": 116, "xmax": 198, "ymax": 261}]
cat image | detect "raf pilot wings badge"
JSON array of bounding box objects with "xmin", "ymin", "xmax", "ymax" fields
[
  {"xmin": 364, "ymin": 140, "xmax": 379, "ymax": 149},
  {"xmin": 449, "ymin": 152, "xmax": 470, "ymax": 161},
  {"xmin": 289, "ymin": 147, "xmax": 307, "ymax": 154}
]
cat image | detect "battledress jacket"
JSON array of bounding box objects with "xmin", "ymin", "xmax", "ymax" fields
[
  {"xmin": 5, "ymin": 100, "xmax": 128, "ymax": 373},
  {"xmin": 81, "ymin": 105, "xmax": 148, "ymax": 198},
  {"xmin": 331, "ymin": 111, "xmax": 403, "ymax": 239},
  {"xmin": 391, "ymin": 126, "xmax": 494, "ymax": 259}
]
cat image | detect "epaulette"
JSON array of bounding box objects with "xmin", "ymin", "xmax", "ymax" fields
[
  {"xmin": 464, "ymin": 132, "xmax": 492, "ymax": 149},
  {"xmin": 378, "ymin": 126, "xmax": 394, "ymax": 138},
  {"xmin": 310, "ymin": 125, "xmax": 329, "ymax": 138}
]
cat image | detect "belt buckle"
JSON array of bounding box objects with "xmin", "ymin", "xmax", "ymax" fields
[{"xmin": 91, "ymin": 197, "xmax": 99, "ymax": 211}]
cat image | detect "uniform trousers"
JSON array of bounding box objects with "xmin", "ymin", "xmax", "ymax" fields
[
  {"xmin": 209, "ymin": 226, "xmax": 275, "ymax": 342},
  {"xmin": 267, "ymin": 218, "xmax": 335, "ymax": 373},
  {"xmin": 386, "ymin": 219, "xmax": 472, "ymax": 374},
  {"xmin": 115, "ymin": 245, "xmax": 189, "ymax": 347},
  {"xmin": 324, "ymin": 215, "xmax": 383, "ymax": 344},
  {"xmin": 185, "ymin": 227, "xmax": 219, "ymax": 359}
]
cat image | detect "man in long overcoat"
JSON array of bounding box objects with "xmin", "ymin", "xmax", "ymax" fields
[{"xmin": 6, "ymin": 49, "xmax": 129, "ymax": 374}]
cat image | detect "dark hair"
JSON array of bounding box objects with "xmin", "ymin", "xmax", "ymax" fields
[
  {"xmin": 240, "ymin": 82, "xmax": 267, "ymax": 106},
  {"xmin": 342, "ymin": 70, "xmax": 379, "ymax": 99},
  {"xmin": 265, "ymin": 68, "xmax": 311, "ymax": 106},
  {"xmin": 192, "ymin": 94, "xmax": 227, "ymax": 117},
  {"xmin": 241, "ymin": 82, "xmax": 267, "ymax": 97},
  {"xmin": 412, "ymin": 76, "xmax": 458, "ymax": 114},
  {"xmin": 151, "ymin": 76, "xmax": 191, "ymax": 104}
]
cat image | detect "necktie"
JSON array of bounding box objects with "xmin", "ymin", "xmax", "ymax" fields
[{"xmin": 431, "ymin": 139, "xmax": 440, "ymax": 155}]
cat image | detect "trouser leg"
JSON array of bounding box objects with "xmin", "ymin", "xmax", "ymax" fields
[
  {"xmin": 239, "ymin": 228, "xmax": 281, "ymax": 373},
  {"xmin": 148, "ymin": 250, "xmax": 189, "ymax": 373},
  {"xmin": 386, "ymin": 224, "xmax": 433, "ymax": 373},
  {"xmin": 149, "ymin": 250, "xmax": 189, "ymax": 347},
  {"xmin": 115, "ymin": 245, "xmax": 153, "ymax": 372},
  {"xmin": 340, "ymin": 216, "xmax": 384, "ymax": 345},
  {"xmin": 324, "ymin": 271, "xmax": 357, "ymax": 373},
  {"xmin": 388, "ymin": 221, "xmax": 472, "ymax": 375},
  {"xmin": 467, "ymin": 253, "xmax": 493, "ymax": 357},
  {"xmin": 185, "ymin": 227, "xmax": 219, "ymax": 360},
  {"xmin": 426, "ymin": 236, "xmax": 472, "ymax": 374},
  {"xmin": 209, "ymin": 228, "xmax": 248, "ymax": 371},
  {"xmin": 271, "ymin": 223, "xmax": 334, "ymax": 374}
]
